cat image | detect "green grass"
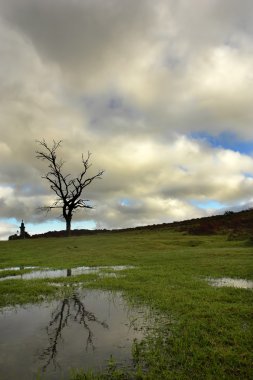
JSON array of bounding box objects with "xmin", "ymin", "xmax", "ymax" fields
[{"xmin": 0, "ymin": 230, "xmax": 252, "ymax": 379}]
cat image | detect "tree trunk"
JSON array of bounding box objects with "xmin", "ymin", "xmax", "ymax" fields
[{"xmin": 65, "ymin": 217, "xmax": 72, "ymax": 237}]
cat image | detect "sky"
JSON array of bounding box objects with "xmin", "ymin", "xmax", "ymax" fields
[{"xmin": 0, "ymin": 0, "xmax": 253, "ymax": 240}]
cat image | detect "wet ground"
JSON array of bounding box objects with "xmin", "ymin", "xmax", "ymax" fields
[
  {"xmin": 207, "ymin": 277, "xmax": 253, "ymax": 289},
  {"xmin": 0, "ymin": 288, "xmax": 148, "ymax": 380},
  {"xmin": 0, "ymin": 265, "xmax": 134, "ymax": 281}
]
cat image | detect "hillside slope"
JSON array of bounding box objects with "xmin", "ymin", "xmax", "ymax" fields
[{"xmin": 31, "ymin": 208, "xmax": 253, "ymax": 238}]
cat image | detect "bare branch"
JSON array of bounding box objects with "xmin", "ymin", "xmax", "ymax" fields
[{"xmin": 36, "ymin": 140, "xmax": 104, "ymax": 235}]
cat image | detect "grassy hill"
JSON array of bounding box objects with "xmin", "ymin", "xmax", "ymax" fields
[
  {"xmin": 164, "ymin": 207, "xmax": 253, "ymax": 235},
  {"xmin": 0, "ymin": 211, "xmax": 252, "ymax": 379},
  {"xmin": 31, "ymin": 207, "xmax": 253, "ymax": 238}
]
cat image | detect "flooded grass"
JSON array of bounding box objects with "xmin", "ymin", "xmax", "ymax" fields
[
  {"xmin": 207, "ymin": 277, "xmax": 253, "ymax": 289},
  {"xmin": 0, "ymin": 265, "xmax": 134, "ymax": 281},
  {"xmin": 0, "ymin": 266, "xmax": 37, "ymax": 271},
  {"xmin": 0, "ymin": 230, "xmax": 252, "ymax": 379}
]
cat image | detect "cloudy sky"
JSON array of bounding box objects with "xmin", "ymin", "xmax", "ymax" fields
[{"xmin": 0, "ymin": 0, "xmax": 253, "ymax": 239}]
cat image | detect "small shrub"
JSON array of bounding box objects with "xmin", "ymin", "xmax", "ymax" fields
[{"xmin": 224, "ymin": 211, "xmax": 234, "ymax": 216}]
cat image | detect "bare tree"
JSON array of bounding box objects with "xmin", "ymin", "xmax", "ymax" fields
[{"xmin": 36, "ymin": 140, "xmax": 104, "ymax": 236}]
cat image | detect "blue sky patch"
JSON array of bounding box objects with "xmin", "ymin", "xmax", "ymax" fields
[
  {"xmin": 190, "ymin": 131, "xmax": 253, "ymax": 155},
  {"xmin": 2, "ymin": 218, "xmax": 96, "ymax": 236},
  {"xmin": 190, "ymin": 199, "xmax": 225, "ymax": 210}
]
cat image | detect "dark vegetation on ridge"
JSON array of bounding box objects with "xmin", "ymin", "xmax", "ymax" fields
[{"xmin": 31, "ymin": 208, "xmax": 253, "ymax": 238}]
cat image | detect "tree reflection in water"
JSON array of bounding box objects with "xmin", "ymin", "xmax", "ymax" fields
[{"xmin": 40, "ymin": 291, "xmax": 109, "ymax": 371}]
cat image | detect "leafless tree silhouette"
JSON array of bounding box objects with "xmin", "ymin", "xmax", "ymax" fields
[
  {"xmin": 40, "ymin": 291, "xmax": 108, "ymax": 371},
  {"xmin": 36, "ymin": 140, "xmax": 104, "ymax": 235}
]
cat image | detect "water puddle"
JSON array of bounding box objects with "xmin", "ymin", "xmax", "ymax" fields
[
  {"xmin": 0, "ymin": 266, "xmax": 37, "ymax": 272},
  {"xmin": 0, "ymin": 265, "xmax": 134, "ymax": 281},
  {"xmin": 207, "ymin": 277, "xmax": 253, "ymax": 289},
  {"xmin": 0, "ymin": 289, "xmax": 148, "ymax": 379}
]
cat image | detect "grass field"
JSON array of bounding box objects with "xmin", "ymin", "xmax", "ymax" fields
[{"xmin": 0, "ymin": 230, "xmax": 252, "ymax": 379}]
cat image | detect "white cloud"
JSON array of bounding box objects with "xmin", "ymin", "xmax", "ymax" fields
[
  {"xmin": 0, "ymin": 220, "xmax": 17, "ymax": 240},
  {"xmin": 0, "ymin": 0, "xmax": 253, "ymax": 236}
]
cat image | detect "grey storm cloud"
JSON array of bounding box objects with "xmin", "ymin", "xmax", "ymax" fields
[
  {"xmin": 0, "ymin": 0, "xmax": 157, "ymax": 90},
  {"xmin": 0, "ymin": 0, "xmax": 253, "ymax": 238}
]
